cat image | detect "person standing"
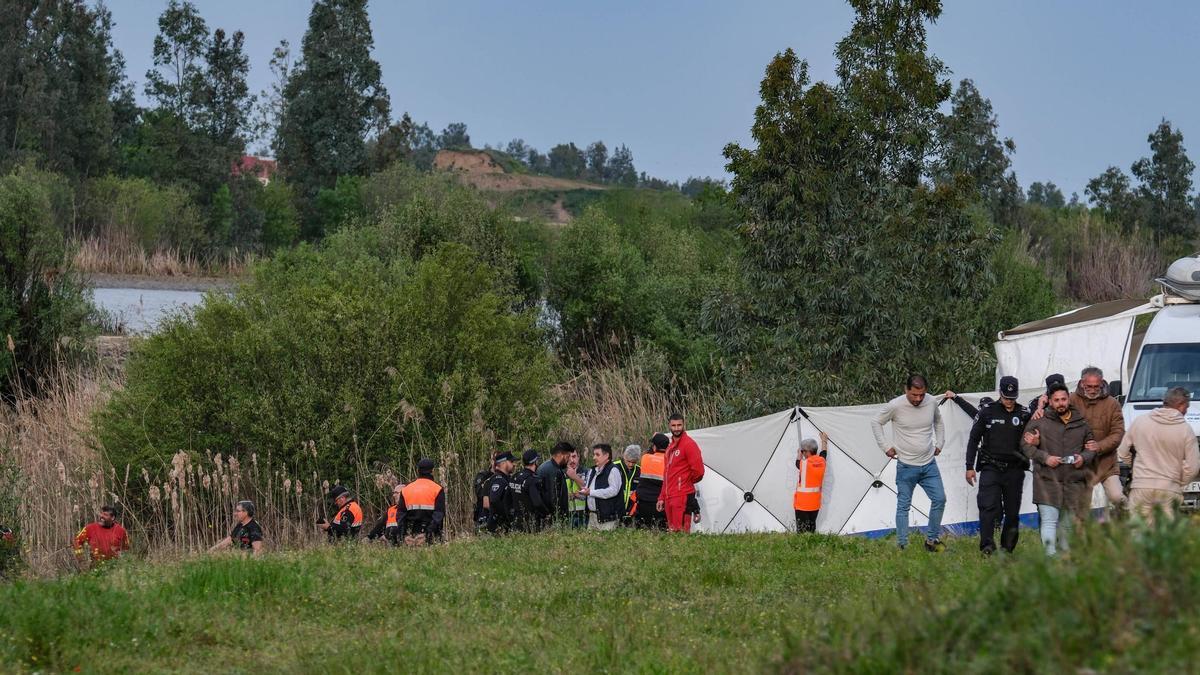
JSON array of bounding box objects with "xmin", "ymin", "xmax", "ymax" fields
[
  {"xmin": 320, "ymin": 485, "xmax": 364, "ymax": 540},
  {"xmin": 1070, "ymin": 367, "xmax": 1127, "ymax": 516},
  {"xmin": 657, "ymin": 413, "xmax": 706, "ymax": 533},
  {"xmin": 209, "ymin": 500, "xmax": 264, "ymax": 555},
  {"xmin": 73, "ymin": 505, "xmax": 130, "ymax": 566},
  {"xmin": 635, "ymin": 433, "xmax": 669, "ymax": 529},
  {"xmin": 964, "ymin": 377, "xmax": 1032, "ymax": 554},
  {"xmin": 872, "ymin": 375, "xmax": 947, "ymax": 551},
  {"xmin": 511, "ymin": 449, "xmax": 546, "ymax": 532},
  {"xmin": 793, "ymin": 434, "xmax": 827, "ymax": 533},
  {"xmin": 1022, "ymin": 383, "xmax": 1096, "ymax": 556},
  {"xmin": 565, "ymin": 448, "xmax": 588, "ymax": 529},
  {"xmin": 397, "ymin": 458, "xmax": 446, "ymax": 545},
  {"xmin": 580, "ymin": 444, "xmax": 624, "ymax": 531},
  {"xmin": 537, "ymin": 442, "xmax": 573, "ymax": 526},
  {"xmin": 483, "ymin": 452, "xmax": 517, "ymax": 534},
  {"xmin": 616, "ymin": 445, "xmax": 642, "ymax": 526},
  {"xmin": 1117, "ymin": 387, "xmax": 1200, "ymax": 525}
]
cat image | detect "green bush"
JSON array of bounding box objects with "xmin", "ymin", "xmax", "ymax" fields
[
  {"xmin": 96, "ymin": 237, "xmax": 560, "ymax": 481},
  {"xmin": 257, "ymin": 180, "xmax": 300, "ymax": 250},
  {"xmin": 0, "ymin": 168, "xmax": 95, "ymax": 395},
  {"xmin": 80, "ymin": 175, "xmax": 205, "ymax": 249}
]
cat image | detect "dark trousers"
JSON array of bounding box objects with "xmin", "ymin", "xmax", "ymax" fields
[
  {"xmin": 978, "ymin": 466, "xmax": 1025, "ymax": 552},
  {"xmin": 634, "ymin": 507, "xmax": 667, "ymax": 530},
  {"xmin": 795, "ymin": 509, "xmax": 818, "ymax": 533}
]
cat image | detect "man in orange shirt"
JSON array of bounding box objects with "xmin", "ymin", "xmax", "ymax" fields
[{"xmin": 73, "ymin": 505, "xmax": 130, "ymax": 566}]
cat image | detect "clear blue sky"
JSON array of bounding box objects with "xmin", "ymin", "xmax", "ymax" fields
[{"xmin": 106, "ymin": 1, "xmax": 1200, "ymax": 196}]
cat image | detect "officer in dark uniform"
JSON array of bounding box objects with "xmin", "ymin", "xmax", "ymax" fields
[
  {"xmin": 966, "ymin": 375, "xmax": 1031, "ymax": 555},
  {"xmin": 472, "ymin": 452, "xmax": 499, "ymax": 532},
  {"xmin": 483, "ymin": 452, "xmax": 517, "ymax": 534},
  {"xmin": 511, "ymin": 449, "xmax": 545, "ymax": 532}
]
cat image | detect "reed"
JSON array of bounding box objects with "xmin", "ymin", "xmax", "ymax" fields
[{"xmin": 72, "ymin": 236, "xmax": 256, "ymax": 278}]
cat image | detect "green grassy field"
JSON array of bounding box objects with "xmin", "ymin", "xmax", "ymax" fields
[{"xmin": 1, "ymin": 525, "xmax": 1196, "ymax": 673}]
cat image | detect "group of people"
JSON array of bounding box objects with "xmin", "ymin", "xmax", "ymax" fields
[
  {"xmin": 875, "ymin": 369, "xmax": 1199, "ymax": 557},
  {"xmin": 473, "ymin": 413, "xmax": 707, "ymax": 535},
  {"xmin": 61, "ymin": 372, "xmax": 1198, "ymax": 565}
]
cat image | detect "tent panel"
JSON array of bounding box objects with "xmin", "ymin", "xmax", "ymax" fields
[
  {"xmin": 688, "ymin": 408, "xmax": 797, "ymax": 491},
  {"xmin": 720, "ymin": 501, "xmax": 789, "ymax": 534},
  {"xmin": 690, "ymin": 468, "xmax": 746, "ymax": 534}
]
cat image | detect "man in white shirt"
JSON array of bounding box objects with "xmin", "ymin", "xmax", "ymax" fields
[
  {"xmin": 871, "ymin": 374, "xmax": 947, "ymax": 552},
  {"xmin": 579, "ymin": 444, "xmax": 624, "ymax": 531}
]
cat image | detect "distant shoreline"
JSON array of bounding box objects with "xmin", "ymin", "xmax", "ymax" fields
[{"xmin": 86, "ymin": 273, "xmax": 238, "ymax": 292}]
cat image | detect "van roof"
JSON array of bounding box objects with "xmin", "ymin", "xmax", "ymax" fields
[{"xmin": 1144, "ymin": 303, "xmax": 1200, "ymax": 345}]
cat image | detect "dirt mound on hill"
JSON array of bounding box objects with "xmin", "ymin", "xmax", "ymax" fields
[{"xmin": 434, "ymin": 150, "xmax": 605, "ymax": 194}]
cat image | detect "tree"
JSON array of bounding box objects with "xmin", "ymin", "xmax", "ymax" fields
[
  {"xmin": 719, "ymin": 2, "xmax": 1049, "ymax": 410},
  {"xmin": 1131, "ymin": 120, "xmax": 1196, "ymax": 239},
  {"xmin": 0, "ymin": 1, "xmax": 126, "ymax": 179},
  {"xmin": 933, "ymin": 79, "xmax": 1020, "ymax": 225},
  {"xmin": 1085, "ymin": 167, "xmax": 1137, "ymax": 228},
  {"xmin": 201, "ymin": 28, "xmax": 253, "ymax": 153},
  {"xmin": 277, "ymin": 0, "xmax": 390, "ymax": 227},
  {"xmin": 548, "ymin": 143, "xmax": 586, "ymax": 178},
  {"xmin": 437, "ymin": 122, "xmax": 471, "ymax": 150},
  {"xmin": 251, "ymin": 40, "xmax": 290, "ymax": 156},
  {"xmin": 1027, "ymin": 181, "xmax": 1065, "ymax": 209},
  {"xmin": 504, "ymin": 139, "xmax": 531, "ymax": 164},
  {"xmin": 585, "ymin": 141, "xmax": 608, "ymax": 181},
  {"xmin": 145, "ymin": 0, "xmax": 209, "ymax": 127},
  {"xmin": 606, "ymin": 145, "xmax": 636, "ymax": 187}
]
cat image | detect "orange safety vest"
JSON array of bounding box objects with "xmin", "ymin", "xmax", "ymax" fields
[
  {"xmin": 639, "ymin": 452, "xmax": 665, "ymax": 481},
  {"xmin": 385, "ymin": 504, "xmax": 399, "ymax": 528},
  {"xmin": 335, "ymin": 500, "xmax": 364, "ymax": 526},
  {"xmin": 792, "ymin": 455, "xmax": 825, "ymax": 511},
  {"xmin": 402, "ymin": 477, "xmax": 442, "ymax": 510}
]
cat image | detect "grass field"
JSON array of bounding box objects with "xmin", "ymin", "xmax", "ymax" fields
[{"xmin": 1, "ymin": 524, "xmax": 1197, "ymax": 673}]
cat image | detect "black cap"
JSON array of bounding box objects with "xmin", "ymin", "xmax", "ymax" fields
[
  {"xmin": 327, "ymin": 484, "xmax": 348, "ymax": 500},
  {"xmin": 417, "ymin": 458, "xmax": 435, "ymax": 474},
  {"xmin": 522, "ymin": 449, "xmax": 540, "ymax": 465},
  {"xmin": 979, "ymin": 396, "xmax": 994, "ymax": 408},
  {"xmin": 999, "ymin": 376, "xmax": 1019, "ymax": 399},
  {"xmin": 650, "ymin": 433, "xmax": 670, "ymax": 450},
  {"xmin": 1045, "ymin": 373, "xmax": 1064, "ymax": 391},
  {"xmin": 494, "ymin": 451, "xmax": 516, "ymax": 465}
]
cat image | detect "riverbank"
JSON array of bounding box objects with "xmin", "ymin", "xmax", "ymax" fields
[{"xmin": 86, "ymin": 273, "xmax": 236, "ymax": 292}]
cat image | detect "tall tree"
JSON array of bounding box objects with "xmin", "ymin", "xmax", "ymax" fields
[
  {"xmin": 436, "ymin": 122, "xmax": 470, "ymax": 150},
  {"xmin": 1085, "ymin": 168, "xmax": 1136, "ymax": 227},
  {"xmin": 1131, "ymin": 120, "xmax": 1196, "ymax": 239},
  {"xmin": 251, "ymin": 40, "xmax": 291, "ymax": 156},
  {"xmin": 201, "ymin": 28, "xmax": 253, "ymax": 153},
  {"xmin": 606, "ymin": 145, "xmax": 636, "ymax": 187},
  {"xmin": 145, "ymin": 0, "xmax": 209, "ymax": 127},
  {"xmin": 547, "ymin": 143, "xmax": 585, "ymax": 178},
  {"xmin": 585, "ymin": 141, "xmax": 608, "ymax": 181},
  {"xmin": 933, "ymin": 79, "xmax": 1020, "ymax": 225},
  {"xmin": 277, "ymin": 0, "xmax": 390, "ymax": 220}
]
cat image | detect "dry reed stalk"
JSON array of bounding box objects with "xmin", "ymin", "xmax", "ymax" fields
[{"xmin": 72, "ymin": 236, "xmax": 256, "ymax": 278}]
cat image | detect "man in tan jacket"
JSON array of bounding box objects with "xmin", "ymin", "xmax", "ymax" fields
[
  {"xmin": 1117, "ymin": 386, "xmax": 1200, "ymax": 524},
  {"xmin": 1071, "ymin": 367, "xmax": 1126, "ymax": 514}
]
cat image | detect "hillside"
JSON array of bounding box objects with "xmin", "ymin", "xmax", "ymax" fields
[
  {"xmin": 3, "ymin": 526, "xmax": 1196, "ymax": 673},
  {"xmin": 434, "ymin": 149, "xmax": 608, "ymax": 223}
]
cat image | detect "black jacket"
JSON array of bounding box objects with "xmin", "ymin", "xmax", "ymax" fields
[
  {"xmin": 511, "ymin": 467, "xmax": 546, "ymax": 518},
  {"xmin": 485, "ymin": 472, "xmax": 515, "ymax": 532},
  {"xmin": 967, "ymin": 401, "xmax": 1032, "ymax": 471},
  {"xmin": 536, "ymin": 460, "xmax": 568, "ymax": 517}
]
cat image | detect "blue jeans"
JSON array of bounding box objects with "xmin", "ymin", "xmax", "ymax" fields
[
  {"xmin": 1036, "ymin": 504, "xmax": 1072, "ymax": 557},
  {"xmin": 895, "ymin": 460, "xmax": 946, "ymax": 546}
]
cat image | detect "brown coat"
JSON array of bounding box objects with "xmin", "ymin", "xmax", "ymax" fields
[
  {"xmin": 1070, "ymin": 384, "xmax": 1125, "ymax": 481},
  {"xmin": 1022, "ymin": 405, "xmax": 1096, "ymax": 509}
]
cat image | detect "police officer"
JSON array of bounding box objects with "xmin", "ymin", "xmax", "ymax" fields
[
  {"xmin": 483, "ymin": 452, "xmax": 517, "ymax": 534},
  {"xmin": 398, "ymin": 458, "xmax": 446, "ymax": 546},
  {"xmin": 965, "ymin": 376, "xmax": 1031, "ymax": 555},
  {"xmin": 321, "ymin": 485, "xmax": 364, "ymax": 540},
  {"xmin": 511, "ymin": 449, "xmax": 545, "ymax": 532},
  {"xmin": 472, "ymin": 452, "xmax": 499, "ymax": 532}
]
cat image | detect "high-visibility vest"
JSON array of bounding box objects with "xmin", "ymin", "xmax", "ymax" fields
[
  {"xmin": 402, "ymin": 478, "xmax": 442, "ymax": 511},
  {"xmin": 335, "ymin": 500, "xmax": 364, "ymax": 526},
  {"xmin": 618, "ymin": 462, "xmax": 639, "ymax": 509},
  {"xmin": 385, "ymin": 505, "xmax": 399, "ymax": 528},
  {"xmin": 640, "ymin": 452, "xmax": 665, "ymax": 482},
  {"xmin": 792, "ymin": 455, "xmax": 825, "ymax": 512},
  {"xmin": 565, "ymin": 476, "xmax": 586, "ymax": 512}
]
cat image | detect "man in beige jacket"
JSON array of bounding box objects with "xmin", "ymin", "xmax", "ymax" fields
[{"xmin": 1116, "ymin": 386, "xmax": 1200, "ymax": 524}]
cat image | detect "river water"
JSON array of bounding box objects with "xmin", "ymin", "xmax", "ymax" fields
[{"xmin": 92, "ymin": 287, "xmax": 208, "ymax": 334}]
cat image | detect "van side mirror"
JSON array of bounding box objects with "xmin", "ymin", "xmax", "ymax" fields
[{"xmin": 1109, "ymin": 380, "xmax": 1123, "ymax": 400}]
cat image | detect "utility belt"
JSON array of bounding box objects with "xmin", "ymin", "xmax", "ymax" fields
[{"xmin": 978, "ymin": 452, "xmax": 1028, "ymax": 472}]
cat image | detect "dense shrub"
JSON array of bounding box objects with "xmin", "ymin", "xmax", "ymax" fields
[
  {"xmin": 96, "ymin": 238, "xmax": 560, "ymax": 482},
  {"xmin": 79, "ymin": 175, "xmax": 205, "ymax": 249}
]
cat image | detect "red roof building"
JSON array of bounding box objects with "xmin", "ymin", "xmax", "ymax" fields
[{"xmin": 233, "ymin": 155, "xmax": 278, "ymax": 185}]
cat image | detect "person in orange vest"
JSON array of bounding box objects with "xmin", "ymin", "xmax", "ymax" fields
[
  {"xmin": 397, "ymin": 458, "xmax": 446, "ymax": 545},
  {"xmin": 367, "ymin": 482, "xmax": 406, "ymax": 545},
  {"xmin": 320, "ymin": 485, "xmax": 364, "ymax": 540},
  {"xmin": 793, "ymin": 432, "xmax": 828, "ymax": 533},
  {"xmin": 73, "ymin": 505, "xmax": 130, "ymax": 567},
  {"xmin": 635, "ymin": 433, "xmax": 669, "ymax": 529}
]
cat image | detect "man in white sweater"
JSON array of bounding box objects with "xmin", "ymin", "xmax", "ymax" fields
[
  {"xmin": 1117, "ymin": 386, "xmax": 1200, "ymax": 525},
  {"xmin": 871, "ymin": 375, "xmax": 947, "ymax": 551}
]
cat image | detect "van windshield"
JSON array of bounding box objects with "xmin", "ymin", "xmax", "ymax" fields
[{"xmin": 1129, "ymin": 343, "xmax": 1200, "ymax": 402}]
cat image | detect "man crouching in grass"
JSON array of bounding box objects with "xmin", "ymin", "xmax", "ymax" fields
[{"xmin": 210, "ymin": 500, "xmax": 264, "ymax": 555}]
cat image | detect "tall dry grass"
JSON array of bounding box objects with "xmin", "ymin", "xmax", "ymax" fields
[
  {"xmin": 1065, "ymin": 223, "xmax": 1162, "ymax": 303},
  {"xmin": 72, "ymin": 236, "xmax": 256, "ymax": 278},
  {"xmin": 1, "ymin": 357, "xmax": 725, "ymax": 577}
]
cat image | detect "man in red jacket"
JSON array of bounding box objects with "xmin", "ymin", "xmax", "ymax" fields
[
  {"xmin": 73, "ymin": 505, "xmax": 130, "ymax": 566},
  {"xmin": 656, "ymin": 413, "xmax": 705, "ymax": 532}
]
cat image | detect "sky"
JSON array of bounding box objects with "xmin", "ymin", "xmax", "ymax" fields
[{"xmin": 105, "ymin": 1, "xmax": 1200, "ymax": 196}]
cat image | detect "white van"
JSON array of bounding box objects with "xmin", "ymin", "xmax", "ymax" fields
[{"xmin": 1115, "ymin": 255, "xmax": 1200, "ymax": 507}]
